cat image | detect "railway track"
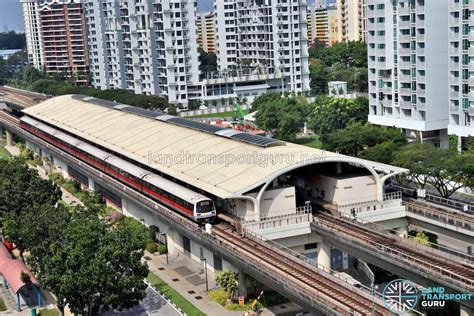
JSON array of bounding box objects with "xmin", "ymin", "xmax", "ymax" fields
[
  {"xmin": 316, "ymin": 213, "xmax": 474, "ymax": 290},
  {"xmin": 0, "ymin": 86, "xmax": 47, "ymax": 108},
  {"xmin": 404, "ymin": 197, "xmax": 474, "ymax": 226},
  {"xmin": 213, "ymin": 223, "xmax": 392, "ymax": 316}
]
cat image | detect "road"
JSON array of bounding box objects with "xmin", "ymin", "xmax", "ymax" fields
[{"xmin": 104, "ymin": 286, "xmax": 182, "ymax": 316}]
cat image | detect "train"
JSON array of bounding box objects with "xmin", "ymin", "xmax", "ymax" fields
[{"xmin": 19, "ymin": 115, "xmax": 217, "ymax": 223}]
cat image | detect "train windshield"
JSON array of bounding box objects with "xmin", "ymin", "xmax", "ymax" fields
[{"xmin": 196, "ymin": 200, "xmax": 214, "ymax": 213}]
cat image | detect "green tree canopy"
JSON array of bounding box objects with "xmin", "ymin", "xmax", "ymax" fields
[
  {"xmin": 0, "ymin": 32, "xmax": 26, "ymax": 50},
  {"xmin": 308, "ymin": 96, "xmax": 368, "ymax": 140},
  {"xmin": 323, "ymin": 122, "xmax": 406, "ymax": 157},
  {"xmin": 39, "ymin": 210, "xmax": 148, "ymax": 315},
  {"xmin": 0, "ymin": 159, "xmax": 61, "ymax": 216},
  {"xmin": 392, "ymin": 143, "xmax": 474, "ymax": 198},
  {"xmin": 198, "ymin": 48, "xmax": 218, "ymax": 74},
  {"xmin": 215, "ymin": 269, "xmax": 238, "ymax": 295},
  {"xmin": 254, "ymin": 93, "xmax": 308, "ymax": 142}
]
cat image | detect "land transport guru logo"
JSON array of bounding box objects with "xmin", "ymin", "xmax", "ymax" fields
[
  {"xmin": 382, "ymin": 279, "xmax": 473, "ymax": 314},
  {"xmin": 382, "ymin": 279, "xmax": 418, "ymax": 313}
]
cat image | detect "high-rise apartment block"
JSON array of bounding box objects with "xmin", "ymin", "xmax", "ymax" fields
[
  {"xmin": 196, "ymin": 11, "xmax": 216, "ymax": 54},
  {"xmin": 337, "ymin": 0, "xmax": 366, "ymax": 43},
  {"xmin": 307, "ymin": 3, "xmax": 338, "ymax": 47},
  {"xmin": 84, "ymin": 0, "xmax": 200, "ymax": 104},
  {"xmin": 38, "ymin": 0, "xmax": 89, "ymax": 85},
  {"xmin": 448, "ymin": 0, "xmax": 474, "ymax": 144},
  {"xmin": 21, "ymin": 0, "xmax": 44, "ymax": 69},
  {"xmin": 367, "ymin": 0, "xmax": 452, "ymax": 147},
  {"xmin": 21, "ymin": 0, "xmax": 89, "ymax": 85},
  {"xmin": 214, "ymin": 0, "xmax": 310, "ymax": 93}
]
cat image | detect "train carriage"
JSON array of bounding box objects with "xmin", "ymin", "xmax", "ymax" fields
[{"xmin": 20, "ymin": 115, "xmax": 216, "ymax": 223}]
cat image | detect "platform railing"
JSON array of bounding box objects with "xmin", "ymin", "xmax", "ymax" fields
[
  {"xmin": 334, "ymin": 213, "xmax": 474, "ymax": 265},
  {"xmin": 404, "ymin": 202, "xmax": 473, "ymax": 232},
  {"xmin": 314, "ymin": 219, "xmax": 474, "ymax": 289},
  {"xmin": 241, "ymin": 205, "xmax": 312, "ymax": 231}
]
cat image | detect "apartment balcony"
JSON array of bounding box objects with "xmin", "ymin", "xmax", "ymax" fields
[
  {"xmin": 398, "ymin": 60, "xmax": 411, "ymax": 69},
  {"xmin": 470, "ymin": 62, "xmax": 474, "ymax": 71},
  {"xmin": 400, "ymin": 99, "xmax": 412, "ymax": 109},
  {"xmin": 417, "ymin": 19, "xmax": 425, "ymax": 28},
  {"xmin": 450, "ymin": 1, "xmax": 461, "ymax": 11},
  {"xmin": 399, "ymin": 73, "xmax": 411, "ymax": 82},
  {"xmin": 382, "ymin": 99, "xmax": 393, "ymax": 108},
  {"xmin": 398, "ymin": 47, "xmax": 411, "ymax": 56},
  {"xmin": 469, "ymin": 76, "xmax": 474, "ymax": 86},
  {"xmin": 417, "ymin": 75, "xmax": 426, "ymax": 83},
  {"xmin": 399, "ymin": 6, "xmax": 410, "ymax": 16},
  {"xmin": 451, "ymin": 90, "xmax": 461, "ymax": 99},
  {"xmin": 398, "ymin": 34, "xmax": 410, "ymax": 43},
  {"xmin": 450, "ymin": 104, "xmax": 460, "ymax": 113},
  {"xmin": 417, "ymin": 89, "xmax": 426, "ymax": 97},
  {"xmin": 450, "ymin": 46, "xmax": 460, "ymax": 56},
  {"xmin": 399, "ymin": 20, "xmax": 410, "ymax": 29},
  {"xmin": 399, "ymin": 87, "xmax": 411, "ymax": 96},
  {"xmin": 381, "ymin": 86, "xmax": 392, "ymax": 94}
]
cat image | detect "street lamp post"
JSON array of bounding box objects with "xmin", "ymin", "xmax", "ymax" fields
[
  {"xmin": 160, "ymin": 233, "xmax": 168, "ymax": 264},
  {"xmin": 200, "ymin": 258, "xmax": 209, "ymax": 292}
]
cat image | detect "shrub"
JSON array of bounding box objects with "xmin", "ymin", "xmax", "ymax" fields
[
  {"xmin": 157, "ymin": 243, "xmax": 168, "ymax": 254},
  {"xmin": 215, "ymin": 269, "xmax": 238, "ymax": 295},
  {"xmin": 209, "ymin": 289, "xmax": 230, "ymax": 306},
  {"xmin": 146, "ymin": 242, "xmax": 159, "ymax": 254}
]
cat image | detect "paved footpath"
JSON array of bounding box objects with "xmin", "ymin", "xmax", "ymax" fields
[{"xmin": 145, "ymin": 252, "xmax": 305, "ymax": 316}]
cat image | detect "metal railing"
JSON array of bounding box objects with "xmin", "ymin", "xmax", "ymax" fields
[
  {"xmin": 241, "ymin": 226, "xmax": 388, "ymax": 314},
  {"xmin": 335, "ymin": 214, "xmax": 474, "ymax": 264},
  {"xmin": 337, "ymin": 192, "xmax": 403, "ymax": 216},
  {"xmin": 241, "ymin": 205, "xmax": 312, "ymax": 231},
  {"xmin": 394, "ymin": 184, "xmax": 474, "ymax": 214},
  {"xmin": 312, "ymin": 216, "xmax": 474, "ymax": 290},
  {"xmin": 3, "ymin": 116, "xmax": 374, "ymax": 315},
  {"xmin": 404, "ymin": 202, "xmax": 473, "ymax": 232}
]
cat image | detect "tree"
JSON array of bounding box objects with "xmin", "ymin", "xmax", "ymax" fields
[
  {"xmin": 323, "ymin": 123, "xmax": 406, "ymax": 157},
  {"xmin": 20, "ymin": 271, "xmax": 32, "ymax": 285},
  {"xmin": 215, "ymin": 269, "xmax": 238, "ymax": 296},
  {"xmin": 198, "ymin": 48, "xmax": 218, "ymax": 74},
  {"xmin": 0, "ymin": 32, "xmax": 26, "ymax": 50},
  {"xmin": 254, "ymin": 93, "xmax": 308, "ymax": 142},
  {"xmin": 0, "ymin": 159, "xmax": 62, "ymax": 216},
  {"xmin": 308, "ymin": 96, "xmax": 369, "ymax": 141},
  {"xmin": 392, "ymin": 143, "xmax": 474, "ymax": 198},
  {"xmin": 409, "ymin": 232, "xmax": 431, "ymax": 247},
  {"xmin": 39, "ymin": 210, "xmax": 148, "ymax": 315}
]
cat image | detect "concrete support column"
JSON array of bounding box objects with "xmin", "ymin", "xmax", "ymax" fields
[
  {"xmin": 238, "ymin": 271, "xmax": 250, "ymax": 298},
  {"xmin": 460, "ymin": 304, "xmax": 474, "ymax": 316},
  {"xmin": 458, "ymin": 136, "xmax": 463, "ymax": 152},
  {"xmin": 439, "ymin": 129, "xmax": 449, "ymax": 149},
  {"xmin": 0, "ymin": 126, "xmax": 3, "ymax": 139},
  {"xmin": 317, "ymin": 242, "xmax": 331, "ymax": 270},
  {"xmin": 397, "ymin": 226, "xmax": 408, "ymax": 238},
  {"xmin": 6, "ymin": 130, "xmax": 13, "ymax": 147}
]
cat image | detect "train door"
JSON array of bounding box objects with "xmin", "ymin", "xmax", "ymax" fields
[
  {"xmin": 182, "ymin": 236, "xmax": 191, "ymax": 256},
  {"xmin": 331, "ymin": 247, "xmax": 344, "ymax": 270}
]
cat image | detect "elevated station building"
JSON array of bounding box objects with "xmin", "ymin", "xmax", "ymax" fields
[{"xmin": 17, "ymin": 95, "xmax": 407, "ymax": 277}]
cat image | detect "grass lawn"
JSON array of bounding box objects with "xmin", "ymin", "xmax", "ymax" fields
[
  {"xmin": 38, "ymin": 309, "xmax": 59, "ymax": 316},
  {"xmin": 0, "ymin": 297, "xmax": 6, "ymax": 311},
  {"xmin": 0, "ymin": 146, "xmax": 10, "ymax": 160},
  {"xmin": 187, "ymin": 110, "xmax": 249, "ymax": 119},
  {"xmin": 147, "ymin": 272, "xmax": 206, "ymax": 316},
  {"xmin": 294, "ymin": 136, "xmax": 323, "ymax": 149}
]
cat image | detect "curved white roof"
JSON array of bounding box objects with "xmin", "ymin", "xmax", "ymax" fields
[{"xmin": 22, "ymin": 95, "xmax": 407, "ymax": 199}]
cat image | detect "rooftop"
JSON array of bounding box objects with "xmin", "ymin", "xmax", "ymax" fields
[{"xmin": 22, "ymin": 95, "xmax": 407, "ymax": 199}]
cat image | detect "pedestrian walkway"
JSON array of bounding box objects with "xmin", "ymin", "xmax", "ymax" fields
[{"xmin": 145, "ymin": 252, "xmax": 305, "ymax": 316}]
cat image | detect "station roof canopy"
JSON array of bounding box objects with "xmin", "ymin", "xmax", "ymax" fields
[{"xmin": 22, "ymin": 95, "xmax": 408, "ymax": 199}]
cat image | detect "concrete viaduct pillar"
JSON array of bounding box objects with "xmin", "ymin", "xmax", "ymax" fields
[
  {"xmin": 0, "ymin": 126, "xmax": 3, "ymax": 140},
  {"xmin": 317, "ymin": 242, "xmax": 331, "ymax": 270},
  {"xmin": 6, "ymin": 130, "xmax": 13, "ymax": 147},
  {"xmin": 460, "ymin": 304, "xmax": 473, "ymax": 316}
]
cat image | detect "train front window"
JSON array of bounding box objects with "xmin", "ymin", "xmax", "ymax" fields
[{"xmin": 196, "ymin": 201, "xmax": 213, "ymax": 213}]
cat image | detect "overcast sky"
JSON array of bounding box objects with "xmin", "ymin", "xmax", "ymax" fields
[{"xmin": 0, "ymin": 0, "xmax": 322, "ymax": 32}]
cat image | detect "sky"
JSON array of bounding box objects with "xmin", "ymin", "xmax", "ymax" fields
[{"xmin": 0, "ymin": 0, "xmax": 324, "ymax": 32}]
